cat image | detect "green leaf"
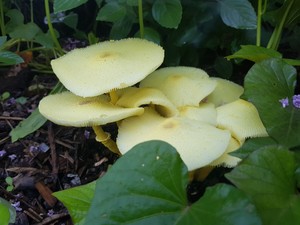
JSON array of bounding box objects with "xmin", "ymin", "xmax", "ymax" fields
[
  {"xmin": 96, "ymin": 2, "xmax": 127, "ymax": 22},
  {"xmin": 218, "ymin": 0, "xmax": 257, "ymax": 29},
  {"xmin": 264, "ymin": 0, "xmax": 300, "ymax": 29},
  {"xmin": 34, "ymin": 30, "xmax": 55, "ymax": 48},
  {"xmin": 231, "ymin": 137, "xmax": 278, "ymax": 159},
  {"xmin": 226, "ymin": 45, "xmax": 282, "ymax": 62},
  {"xmin": 0, "ymin": 197, "xmax": 16, "ymax": 224},
  {"xmin": 53, "ymin": 181, "xmax": 96, "ymax": 225},
  {"xmin": 0, "ymin": 51, "xmax": 24, "ymax": 65},
  {"xmin": 62, "ymin": 12, "xmax": 78, "ymax": 30},
  {"xmin": 9, "ymin": 22, "xmax": 40, "ymax": 40},
  {"xmin": 152, "ymin": 0, "xmax": 182, "ymax": 29},
  {"xmin": 135, "ymin": 27, "xmax": 161, "ymax": 44},
  {"xmin": 243, "ymin": 58, "xmax": 300, "ymax": 148},
  {"xmin": 5, "ymin": 9, "xmax": 24, "ymax": 33},
  {"xmin": 176, "ymin": 184, "xmax": 261, "ymax": 225},
  {"xmin": 53, "ymin": 0, "xmax": 89, "ymax": 13},
  {"xmin": 0, "ymin": 204, "xmax": 10, "ymax": 225},
  {"xmin": 10, "ymin": 82, "xmax": 65, "ymax": 142},
  {"xmin": 109, "ymin": 17, "xmax": 133, "ymax": 39},
  {"xmin": 84, "ymin": 140, "xmax": 188, "ymax": 224},
  {"xmin": 0, "ymin": 36, "xmax": 7, "ymax": 48},
  {"xmin": 83, "ymin": 140, "xmax": 260, "ymax": 225},
  {"xmin": 226, "ymin": 147, "xmax": 300, "ymax": 225},
  {"xmin": 10, "ymin": 109, "xmax": 47, "ymax": 142}
]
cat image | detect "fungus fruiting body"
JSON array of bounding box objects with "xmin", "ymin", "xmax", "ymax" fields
[
  {"xmin": 40, "ymin": 37, "xmax": 268, "ymax": 171},
  {"xmin": 117, "ymin": 107, "xmax": 231, "ymax": 171},
  {"xmin": 140, "ymin": 66, "xmax": 217, "ymax": 107},
  {"xmin": 39, "ymin": 38, "xmax": 165, "ymax": 154},
  {"xmin": 51, "ymin": 38, "xmax": 164, "ymax": 98}
]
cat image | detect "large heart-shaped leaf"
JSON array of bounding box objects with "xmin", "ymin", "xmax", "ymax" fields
[
  {"xmin": 226, "ymin": 147, "xmax": 300, "ymax": 225},
  {"xmin": 83, "ymin": 140, "xmax": 260, "ymax": 225},
  {"xmin": 243, "ymin": 58, "xmax": 300, "ymax": 148},
  {"xmin": 53, "ymin": 181, "xmax": 96, "ymax": 225}
]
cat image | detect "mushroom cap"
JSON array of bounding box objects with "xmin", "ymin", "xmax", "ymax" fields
[
  {"xmin": 139, "ymin": 66, "xmax": 217, "ymax": 107},
  {"xmin": 39, "ymin": 91, "xmax": 144, "ymax": 127},
  {"xmin": 178, "ymin": 103, "xmax": 217, "ymax": 126},
  {"xmin": 205, "ymin": 77, "xmax": 244, "ymax": 106},
  {"xmin": 117, "ymin": 107, "xmax": 231, "ymax": 171},
  {"xmin": 216, "ymin": 99, "xmax": 268, "ymax": 143},
  {"xmin": 116, "ymin": 87, "xmax": 178, "ymax": 117},
  {"xmin": 209, "ymin": 137, "xmax": 242, "ymax": 167},
  {"xmin": 51, "ymin": 38, "xmax": 164, "ymax": 97}
]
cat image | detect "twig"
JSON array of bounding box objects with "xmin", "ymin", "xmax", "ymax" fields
[
  {"xmin": 6, "ymin": 167, "xmax": 49, "ymax": 175},
  {"xmin": 0, "ymin": 116, "xmax": 24, "ymax": 120},
  {"xmin": 48, "ymin": 123, "xmax": 58, "ymax": 176},
  {"xmin": 35, "ymin": 213, "xmax": 69, "ymax": 225}
]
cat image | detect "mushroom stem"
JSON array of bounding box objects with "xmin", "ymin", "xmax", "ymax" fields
[
  {"xmin": 109, "ymin": 89, "xmax": 119, "ymax": 104},
  {"xmin": 92, "ymin": 125, "xmax": 121, "ymax": 155},
  {"xmin": 192, "ymin": 166, "xmax": 215, "ymax": 181}
]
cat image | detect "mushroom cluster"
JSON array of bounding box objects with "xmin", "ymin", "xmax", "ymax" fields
[{"xmin": 39, "ymin": 38, "xmax": 268, "ymax": 172}]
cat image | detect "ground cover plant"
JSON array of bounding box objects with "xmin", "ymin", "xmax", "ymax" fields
[{"xmin": 0, "ymin": 0, "xmax": 300, "ymax": 224}]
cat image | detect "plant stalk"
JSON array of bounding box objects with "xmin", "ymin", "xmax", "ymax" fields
[
  {"xmin": 44, "ymin": 0, "xmax": 64, "ymax": 55},
  {"xmin": 267, "ymin": 0, "xmax": 294, "ymax": 50},
  {"xmin": 138, "ymin": 0, "xmax": 144, "ymax": 39},
  {"xmin": 0, "ymin": 0, "xmax": 6, "ymax": 36},
  {"xmin": 256, "ymin": 0, "xmax": 262, "ymax": 46}
]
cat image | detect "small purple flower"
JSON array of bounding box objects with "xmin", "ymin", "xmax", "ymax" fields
[
  {"xmin": 84, "ymin": 130, "xmax": 90, "ymax": 139},
  {"xmin": 293, "ymin": 95, "xmax": 300, "ymax": 108},
  {"xmin": 279, "ymin": 97, "xmax": 289, "ymax": 108},
  {"xmin": 11, "ymin": 201, "xmax": 22, "ymax": 212},
  {"xmin": 0, "ymin": 150, "xmax": 6, "ymax": 157}
]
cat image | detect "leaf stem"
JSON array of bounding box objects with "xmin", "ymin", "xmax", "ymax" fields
[
  {"xmin": 138, "ymin": 0, "xmax": 144, "ymax": 39},
  {"xmin": 44, "ymin": 0, "xmax": 64, "ymax": 55},
  {"xmin": 267, "ymin": 0, "xmax": 294, "ymax": 50},
  {"xmin": 256, "ymin": 0, "xmax": 262, "ymax": 46},
  {"xmin": 0, "ymin": 0, "xmax": 6, "ymax": 36}
]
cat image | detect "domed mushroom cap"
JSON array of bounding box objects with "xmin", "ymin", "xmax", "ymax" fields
[
  {"xmin": 39, "ymin": 91, "xmax": 144, "ymax": 127},
  {"xmin": 139, "ymin": 66, "xmax": 217, "ymax": 107},
  {"xmin": 178, "ymin": 103, "xmax": 217, "ymax": 126},
  {"xmin": 205, "ymin": 78, "xmax": 244, "ymax": 106},
  {"xmin": 116, "ymin": 87, "xmax": 178, "ymax": 117},
  {"xmin": 209, "ymin": 137, "xmax": 242, "ymax": 167},
  {"xmin": 117, "ymin": 107, "xmax": 231, "ymax": 171},
  {"xmin": 51, "ymin": 38, "xmax": 164, "ymax": 97},
  {"xmin": 216, "ymin": 99, "xmax": 268, "ymax": 143}
]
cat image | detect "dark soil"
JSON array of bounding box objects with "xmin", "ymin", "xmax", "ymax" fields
[{"xmin": 0, "ymin": 65, "xmax": 118, "ymax": 224}]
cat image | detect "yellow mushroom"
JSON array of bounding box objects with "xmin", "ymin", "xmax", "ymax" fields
[
  {"xmin": 117, "ymin": 107, "xmax": 231, "ymax": 171},
  {"xmin": 39, "ymin": 91, "xmax": 144, "ymax": 154},
  {"xmin": 139, "ymin": 66, "xmax": 217, "ymax": 107},
  {"xmin": 216, "ymin": 99, "xmax": 268, "ymax": 144},
  {"xmin": 178, "ymin": 103, "xmax": 217, "ymax": 126},
  {"xmin": 205, "ymin": 77, "xmax": 244, "ymax": 106},
  {"xmin": 51, "ymin": 38, "xmax": 164, "ymax": 98},
  {"xmin": 116, "ymin": 87, "xmax": 178, "ymax": 117},
  {"xmin": 209, "ymin": 137, "xmax": 243, "ymax": 167},
  {"xmin": 45, "ymin": 38, "xmax": 164, "ymax": 154}
]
